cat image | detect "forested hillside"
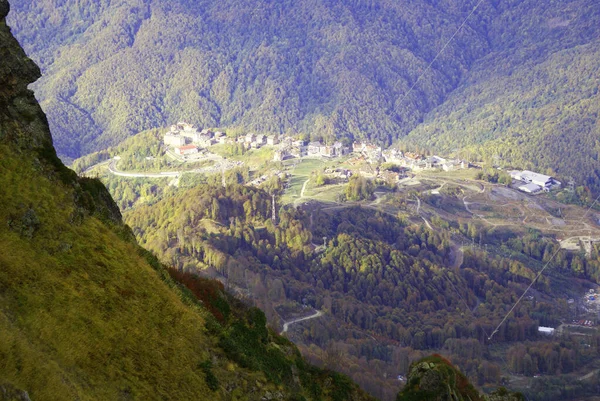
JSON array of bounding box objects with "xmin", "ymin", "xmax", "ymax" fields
[
  {"xmin": 406, "ymin": 1, "xmax": 600, "ymax": 191},
  {"xmin": 7, "ymin": 0, "xmax": 491, "ymax": 158},
  {"xmin": 9, "ymin": 0, "xmax": 600, "ymax": 187},
  {"xmin": 0, "ymin": 4, "xmax": 375, "ymax": 399},
  {"xmin": 118, "ymin": 173, "xmax": 600, "ymax": 400}
]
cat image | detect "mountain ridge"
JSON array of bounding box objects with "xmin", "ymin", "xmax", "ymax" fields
[{"xmin": 0, "ymin": 3, "xmax": 376, "ymax": 399}]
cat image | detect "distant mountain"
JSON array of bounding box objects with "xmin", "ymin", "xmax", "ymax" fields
[
  {"xmin": 7, "ymin": 0, "xmax": 493, "ymax": 158},
  {"xmin": 0, "ymin": 3, "xmax": 374, "ymax": 399},
  {"xmin": 9, "ymin": 0, "xmax": 600, "ymax": 188},
  {"xmin": 406, "ymin": 1, "xmax": 600, "ymax": 191}
]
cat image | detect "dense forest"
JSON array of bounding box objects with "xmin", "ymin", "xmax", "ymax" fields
[
  {"xmin": 8, "ymin": 0, "xmax": 492, "ymax": 158},
  {"xmin": 406, "ymin": 29, "xmax": 600, "ymax": 192},
  {"xmin": 118, "ymin": 176, "xmax": 600, "ymax": 400},
  {"xmin": 8, "ymin": 1, "xmax": 599, "ymax": 187},
  {"xmin": 0, "ymin": 6, "xmax": 376, "ymax": 399}
]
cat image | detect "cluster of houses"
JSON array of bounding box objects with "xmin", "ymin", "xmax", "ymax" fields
[
  {"xmin": 509, "ymin": 170, "xmax": 561, "ymax": 194},
  {"xmin": 163, "ymin": 122, "xmax": 287, "ymax": 158},
  {"xmin": 274, "ymin": 139, "xmax": 351, "ymax": 162},
  {"xmin": 163, "ymin": 122, "xmax": 228, "ymax": 156},
  {"xmin": 274, "ymin": 140, "xmax": 386, "ymax": 163},
  {"xmin": 238, "ymin": 132, "xmax": 279, "ymax": 149},
  {"xmin": 383, "ymin": 150, "xmax": 469, "ymax": 172}
]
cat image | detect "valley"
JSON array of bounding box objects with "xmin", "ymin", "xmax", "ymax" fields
[
  {"xmin": 4, "ymin": 1, "xmax": 600, "ymax": 400},
  {"xmin": 76, "ymin": 125, "xmax": 600, "ymax": 401}
]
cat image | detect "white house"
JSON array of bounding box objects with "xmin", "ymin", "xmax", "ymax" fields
[
  {"xmin": 245, "ymin": 133, "xmax": 256, "ymax": 144},
  {"xmin": 308, "ymin": 141, "xmax": 322, "ymax": 155},
  {"xmin": 538, "ymin": 327, "xmax": 555, "ymax": 335},
  {"xmin": 164, "ymin": 133, "xmax": 186, "ymax": 147},
  {"xmin": 256, "ymin": 134, "xmax": 266, "ymax": 145}
]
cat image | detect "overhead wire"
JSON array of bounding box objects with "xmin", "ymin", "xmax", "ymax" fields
[
  {"xmin": 396, "ymin": 0, "xmax": 488, "ymax": 106},
  {"xmin": 488, "ymin": 192, "xmax": 600, "ymax": 340}
]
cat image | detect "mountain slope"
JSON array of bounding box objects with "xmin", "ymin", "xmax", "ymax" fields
[
  {"xmin": 405, "ymin": 0, "xmax": 600, "ymax": 190},
  {"xmin": 0, "ymin": 3, "xmax": 373, "ymax": 400},
  {"xmin": 8, "ymin": 0, "xmax": 494, "ymax": 158}
]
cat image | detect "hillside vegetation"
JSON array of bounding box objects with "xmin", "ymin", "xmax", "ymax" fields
[
  {"xmin": 406, "ymin": 1, "xmax": 600, "ymax": 191},
  {"xmin": 7, "ymin": 0, "xmax": 493, "ymax": 158},
  {"xmin": 9, "ymin": 0, "xmax": 600, "ymax": 188},
  {"xmin": 0, "ymin": 4, "xmax": 374, "ymax": 399}
]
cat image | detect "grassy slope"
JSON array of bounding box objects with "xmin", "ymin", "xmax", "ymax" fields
[
  {"xmin": 0, "ymin": 146, "xmax": 215, "ymax": 399},
  {"xmin": 0, "ymin": 6, "xmax": 374, "ymax": 398}
]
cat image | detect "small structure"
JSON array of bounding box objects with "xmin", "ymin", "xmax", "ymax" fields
[
  {"xmin": 333, "ymin": 142, "xmax": 348, "ymax": 156},
  {"xmin": 352, "ymin": 142, "xmax": 366, "ymax": 153},
  {"xmin": 267, "ymin": 135, "xmax": 279, "ymax": 146},
  {"xmin": 174, "ymin": 145, "xmax": 199, "ymax": 156},
  {"xmin": 291, "ymin": 140, "xmax": 307, "ymax": 157},
  {"xmin": 425, "ymin": 156, "xmax": 446, "ymax": 169},
  {"xmin": 255, "ymin": 134, "xmax": 267, "ymax": 146},
  {"xmin": 274, "ymin": 149, "xmax": 288, "ymax": 162},
  {"xmin": 308, "ymin": 141, "xmax": 322, "ymax": 155},
  {"xmin": 164, "ymin": 132, "xmax": 186, "ymax": 147},
  {"xmin": 320, "ymin": 145, "xmax": 334, "ymax": 158},
  {"xmin": 197, "ymin": 134, "xmax": 215, "ymax": 147},
  {"xmin": 519, "ymin": 183, "xmax": 542, "ymax": 194},
  {"xmin": 245, "ymin": 133, "xmax": 256, "ymax": 144},
  {"xmin": 538, "ymin": 327, "xmax": 555, "ymax": 335},
  {"xmin": 442, "ymin": 160, "xmax": 467, "ymax": 171}
]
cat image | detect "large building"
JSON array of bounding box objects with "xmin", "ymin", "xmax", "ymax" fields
[
  {"xmin": 164, "ymin": 132, "xmax": 186, "ymax": 147},
  {"xmin": 510, "ymin": 170, "xmax": 561, "ymax": 193},
  {"xmin": 174, "ymin": 145, "xmax": 199, "ymax": 156}
]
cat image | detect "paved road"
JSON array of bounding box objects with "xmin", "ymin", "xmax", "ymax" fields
[
  {"xmin": 280, "ymin": 310, "xmax": 323, "ymax": 335},
  {"xmin": 105, "ymin": 157, "xmax": 243, "ymax": 179},
  {"xmin": 108, "ymin": 160, "xmax": 180, "ymax": 178}
]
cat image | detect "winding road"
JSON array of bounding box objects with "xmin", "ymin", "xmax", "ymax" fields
[
  {"xmin": 414, "ymin": 196, "xmax": 433, "ymax": 230},
  {"xmin": 108, "ymin": 160, "xmax": 180, "ymax": 178},
  {"xmin": 280, "ymin": 310, "xmax": 323, "ymax": 335}
]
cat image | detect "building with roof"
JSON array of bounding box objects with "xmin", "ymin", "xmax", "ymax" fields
[
  {"xmin": 255, "ymin": 134, "xmax": 267, "ymax": 146},
  {"xmin": 519, "ymin": 183, "xmax": 542, "ymax": 193},
  {"xmin": 511, "ymin": 170, "xmax": 561, "ymax": 192},
  {"xmin": 308, "ymin": 141, "xmax": 322, "ymax": 155},
  {"xmin": 174, "ymin": 145, "xmax": 199, "ymax": 156},
  {"xmin": 538, "ymin": 327, "xmax": 555, "ymax": 335},
  {"xmin": 164, "ymin": 132, "xmax": 186, "ymax": 147},
  {"xmin": 245, "ymin": 133, "xmax": 256, "ymax": 144}
]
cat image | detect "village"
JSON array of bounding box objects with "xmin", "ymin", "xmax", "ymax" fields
[
  {"xmin": 160, "ymin": 122, "xmax": 566, "ymax": 196},
  {"xmin": 93, "ymin": 122, "xmax": 600, "ymax": 345}
]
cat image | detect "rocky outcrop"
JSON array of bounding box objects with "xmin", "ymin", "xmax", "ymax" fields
[
  {"xmin": 0, "ymin": 383, "xmax": 31, "ymax": 401},
  {"xmin": 396, "ymin": 355, "xmax": 524, "ymax": 401},
  {"xmin": 0, "ymin": 0, "xmax": 123, "ymax": 226},
  {"xmin": 0, "ymin": 0, "xmax": 52, "ymax": 152}
]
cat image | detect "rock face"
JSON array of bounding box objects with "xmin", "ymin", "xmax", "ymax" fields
[
  {"xmin": 0, "ymin": 384, "xmax": 31, "ymax": 401},
  {"xmin": 396, "ymin": 355, "xmax": 524, "ymax": 401},
  {"xmin": 0, "ymin": 1, "xmax": 123, "ymax": 225},
  {"xmin": 0, "ymin": 0, "xmax": 52, "ymax": 153}
]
